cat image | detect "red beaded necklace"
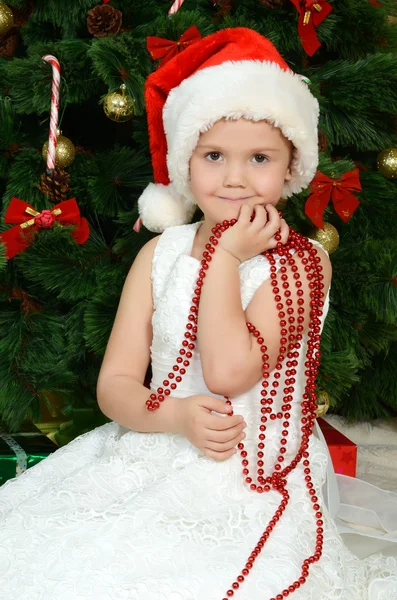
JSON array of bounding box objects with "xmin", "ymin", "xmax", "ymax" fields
[{"xmin": 146, "ymin": 217, "xmax": 326, "ymax": 600}]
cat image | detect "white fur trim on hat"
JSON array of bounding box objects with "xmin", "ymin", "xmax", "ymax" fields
[
  {"xmin": 137, "ymin": 182, "xmax": 196, "ymax": 233},
  {"xmin": 163, "ymin": 60, "xmax": 319, "ymax": 201}
]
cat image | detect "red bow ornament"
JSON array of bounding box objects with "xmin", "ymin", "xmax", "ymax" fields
[
  {"xmin": 305, "ymin": 168, "xmax": 362, "ymax": 229},
  {"xmin": 289, "ymin": 0, "xmax": 333, "ymax": 56},
  {"xmin": 0, "ymin": 197, "xmax": 90, "ymax": 259},
  {"xmin": 147, "ymin": 25, "xmax": 202, "ymax": 67}
]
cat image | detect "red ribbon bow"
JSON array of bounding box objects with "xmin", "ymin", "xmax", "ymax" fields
[
  {"xmin": 305, "ymin": 168, "xmax": 362, "ymax": 229},
  {"xmin": 0, "ymin": 197, "xmax": 90, "ymax": 259},
  {"xmin": 289, "ymin": 0, "xmax": 333, "ymax": 56},
  {"xmin": 147, "ymin": 25, "xmax": 202, "ymax": 68}
]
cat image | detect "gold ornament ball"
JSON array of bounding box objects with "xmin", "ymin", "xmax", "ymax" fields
[
  {"xmin": 316, "ymin": 390, "xmax": 330, "ymax": 418},
  {"xmin": 0, "ymin": 2, "xmax": 14, "ymax": 36},
  {"xmin": 377, "ymin": 148, "xmax": 397, "ymax": 180},
  {"xmin": 103, "ymin": 84, "xmax": 136, "ymax": 122},
  {"xmin": 310, "ymin": 222, "xmax": 339, "ymax": 254},
  {"xmin": 42, "ymin": 134, "xmax": 75, "ymax": 169}
]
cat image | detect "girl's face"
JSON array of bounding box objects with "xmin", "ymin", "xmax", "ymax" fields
[{"xmin": 189, "ymin": 118, "xmax": 293, "ymax": 225}]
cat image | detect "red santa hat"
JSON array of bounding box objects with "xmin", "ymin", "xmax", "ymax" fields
[{"xmin": 136, "ymin": 27, "xmax": 319, "ymax": 233}]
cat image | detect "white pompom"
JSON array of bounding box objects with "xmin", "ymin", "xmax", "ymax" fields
[{"xmin": 137, "ymin": 182, "xmax": 196, "ymax": 233}]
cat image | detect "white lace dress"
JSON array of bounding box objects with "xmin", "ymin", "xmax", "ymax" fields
[{"xmin": 0, "ymin": 222, "xmax": 396, "ymax": 600}]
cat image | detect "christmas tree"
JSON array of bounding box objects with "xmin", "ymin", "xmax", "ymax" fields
[{"xmin": 0, "ymin": 0, "xmax": 397, "ymax": 440}]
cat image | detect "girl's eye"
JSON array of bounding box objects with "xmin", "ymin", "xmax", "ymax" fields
[
  {"xmin": 205, "ymin": 152, "xmax": 222, "ymax": 162},
  {"xmin": 252, "ymin": 154, "xmax": 268, "ymax": 163}
]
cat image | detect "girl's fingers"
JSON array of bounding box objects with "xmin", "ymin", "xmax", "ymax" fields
[
  {"xmin": 280, "ymin": 218, "xmax": 290, "ymax": 244},
  {"xmin": 206, "ymin": 414, "xmax": 244, "ymax": 431},
  {"xmin": 250, "ymin": 204, "xmax": 267, "ymax": 230},
  {"xmin": 238, "ymin": 203, "xmax": 253, "ymax": 224},
  {"xmin": 205, "ymin": 422, "xmax": 246, "ymax": 442},
  {"xmin": 204, "ymin": 430, "xmax": 246, "ymax": 452},
  {"xmin": 263, "ymin": 204, "xmax": 282, "ymax": 237}
]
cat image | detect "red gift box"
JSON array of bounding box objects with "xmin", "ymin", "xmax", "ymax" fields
[{"xmin": 317, "ymin": 417, "xmax": 357, "ymax": 477}]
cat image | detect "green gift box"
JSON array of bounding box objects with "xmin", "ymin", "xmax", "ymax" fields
[{"xmin": 0, "ymin": 421, "xmax": 58, "ymax": 487}]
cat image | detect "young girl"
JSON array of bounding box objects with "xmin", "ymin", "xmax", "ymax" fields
[{"xmin": 0, "ymin": 27, "xmax": 396, "ymax": 600}]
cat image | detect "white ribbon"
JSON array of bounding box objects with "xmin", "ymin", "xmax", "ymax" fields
[{"xmin": 0, "ymin": 426, "xmax": 28, "ymax": 477}]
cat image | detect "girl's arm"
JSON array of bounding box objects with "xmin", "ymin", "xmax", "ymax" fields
[
  {"xmin": 198, "ymin": 246, "xmax": 332, "ymax": 397},
  {"xmin": 96, "ymin": 235, "xmax": 183, "ymax": 434}
]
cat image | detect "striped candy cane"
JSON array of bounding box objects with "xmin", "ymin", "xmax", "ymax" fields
[
  {"xmin": 42, "ymin": 54, "xmax": 61, "ymax": 172},
  {"xmin": 168, "ymin": 0, "xmax": 185, "ymax": 15}
]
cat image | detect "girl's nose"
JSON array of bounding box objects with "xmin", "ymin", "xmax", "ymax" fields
[{"xmin": 223, "ymin": 162, "xmax": 247, "ymax": 188}]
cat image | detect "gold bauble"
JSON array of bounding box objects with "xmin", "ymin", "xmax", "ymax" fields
[
  {"xmin": 42, "ymin": 130, "xmax": 75, "ymax": 169},
  {"xmin": 310, "ymin": 222, "xmax": 339, "ymax": 254},
  {"xmin": 316, "ymin": 390, "xmax": 330, "ymax": 418},
  {"xmin": 103, "ymin": 83, "xmax": 135, "ymax": 122},
  {"xmin": 0, "ymin": 3, "xmax": 14, "ymax": 36},
  {"xmin": 377, "ymin": 148, "xmax": 397, "ymax": 180}
]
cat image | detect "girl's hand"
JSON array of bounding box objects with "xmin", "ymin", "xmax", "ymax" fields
[
  {"xmin": 218, "ymin": 204, "xmax": 289, "ymax": 263},
  {"xmin": 176, "ymin": 395, "xmax": 247, "ymax": 462}
]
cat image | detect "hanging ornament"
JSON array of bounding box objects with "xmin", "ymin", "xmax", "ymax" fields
[
  {"xmin": 289, "ymin": 0, "xmax": 333, "ymax": 56},
  {"xmin": 168, "ymin": 0, "xmax": 185, "ymax": 15},
  {"xmin": 41, "ymin": 54, "xmax": 62, "ymax": 173},
  {"xmin": 0, "ymin": 197, "xmax": 89, "ymax": 259},
  {"xmin": 0, "ymin": 2, "xmax": 14, "ymax": 36},
  {"xmin": 103, "ymin": 83, "xmax": 136, "ymax": 122},
  {"xmin": 42, "ymin": 129, "xmax": 76, "ymax": 169},
  {"xmin": 87, "ymin": 2, "xmax": 122, "ymax": 37},
  {"xmin": 305, "ymin": 168, "xmax": 362, "ymax": 229},
  {"xmin": 147, "ymin": 25, "xmax": 202, "ymax": 68},
  {"xmin": 38, "ymin": 168, "xmax": 71, "ymax": 203},
  {"xmin": 377, "ymin": 148, "xmax": 397, "ymax": 180},
  {"xmin": 315, "ymin": 390, "xmax": 330, "ymax": 418},
  {"xmin": 309, "ymin": 222, "xmax": 339, "ymax": 254}
]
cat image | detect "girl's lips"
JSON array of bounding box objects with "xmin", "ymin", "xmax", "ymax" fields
[{"xmin": 219, "ymin": 196, "xmax": 252, "ymax": 202}]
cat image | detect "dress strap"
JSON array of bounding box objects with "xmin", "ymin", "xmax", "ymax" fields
[{"xmin": 151, "ymin": 222, "xmax": 201, "ymax": 310}]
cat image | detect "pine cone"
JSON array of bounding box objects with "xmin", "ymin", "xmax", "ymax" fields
[
  {"xmin": 38, "ymin": 169, "xmax": 71, "ymax": 203},
  {"xmin": 87, "ymin": 4, "xmax": 122, "ymax": 38},
  {"xmin": 0, "ymin": 28, "xmax": 18, "ymax": 58}
]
